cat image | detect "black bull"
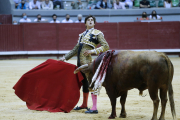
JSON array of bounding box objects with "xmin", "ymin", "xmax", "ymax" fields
[{"xmin": 74, "ymin": 51, "xmax": 176, "ymax": 120}]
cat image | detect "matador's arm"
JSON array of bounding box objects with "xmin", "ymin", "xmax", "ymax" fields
[
  {"xmin": 91, "ymin": 33, "xmax": 109, "ymax": 55},
  {"xmin": 64, "ymin": 43, "xmax": 79, "ymax": 60}
]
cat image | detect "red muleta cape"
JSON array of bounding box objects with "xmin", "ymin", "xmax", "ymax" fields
[{"xmin": 13, "ymin": 59, "xmax": 83, "ymax": 113}]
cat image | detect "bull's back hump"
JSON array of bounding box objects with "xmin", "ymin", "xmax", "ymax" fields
[{"xmin": 116, "ymin": 51, "xmax": 162, "ymax": 63}]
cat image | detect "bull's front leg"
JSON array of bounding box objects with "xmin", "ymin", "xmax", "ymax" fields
[
  {"xmin": 119, "ymin": 91, "xmax": 128, "ymax": 118},
  {"xmin": 107, "ymin": 91, "xmax": 117, "ymax": 119}
]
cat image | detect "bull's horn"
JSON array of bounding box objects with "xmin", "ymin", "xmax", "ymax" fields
[{"xmin": 74, "ymin": 64, "xmax": 88, "ymax": 74}]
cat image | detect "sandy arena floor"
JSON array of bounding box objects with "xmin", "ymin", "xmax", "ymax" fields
[{"xmin": 0, "ymin": 58, "xmax": 180, "ymax": 120}]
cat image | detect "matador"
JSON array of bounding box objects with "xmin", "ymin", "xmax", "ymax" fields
[{"xmin": 60, "ymin": 15, "xmax": 109, "ymax": 114}]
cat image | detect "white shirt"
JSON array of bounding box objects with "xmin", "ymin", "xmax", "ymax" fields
[
  {"xmin": 61, "ymin": 19, "xmax": 73, "ymax": 23},
  {"xmin": 29, "ymin": 1, "xmax": 41, "ymax": 9},
  {"xmin": 164, "ymin": 1, "xmax": 171, "ymax": 8},
  {"xmin": 149, "ymin": 15, "xmax": 161, "ymax": 20},
  {"xmin": 34, "ymin": 18, "xmax": 46, "ymax": 22},
  {"xmin": 19, "ymin": 18, "xmax": 31, "ymax": 23},
  {"xmin": 50, "ymin": 20, "xmax": 60, "ymax": 23},
  {"xmin": 41, "ymin": 1, "xmax": 53, "ymax": 10},
  {"xmin": 75, "ymin": 20, "xmax": 84, "ymax": 23},
  {"xmin": 86, "ymin": 27, "xmax": 94, "ymax": 32},
  {"xmin": 114, "ymin": 2, "xmax": 126, "ymax": 9},
  {"xmin": 82, "ymin": 28, "xmax": 94, "ymax": 37}
]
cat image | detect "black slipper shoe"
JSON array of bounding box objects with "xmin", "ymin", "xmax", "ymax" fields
[
  {"xmin": 73, "ymin": 106, "xmax": 88, "ymax": 110},
  {"xmin": 85, "ymin": 109, "xmax": 98, "ymax": 114}
]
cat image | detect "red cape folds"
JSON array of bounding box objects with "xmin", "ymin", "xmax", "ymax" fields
[{"xmin": 13, "ymin": 59, "xmax": 83, "ymax": 113}]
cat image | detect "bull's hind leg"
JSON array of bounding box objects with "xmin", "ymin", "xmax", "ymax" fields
[
  {"xmin": 159, "ymin": 87, "xmax": 168, "ymax": 120},
  {"xmin": 119, "ymin": 91, "xmax": 128, "ymax": 118},
  {"xmin": 107, "ymin": 91, "xmax": 117, "ymax": 119},
  {"xmin": 148, "ymin": 87, "xmax": 160, "ymax": 120}
]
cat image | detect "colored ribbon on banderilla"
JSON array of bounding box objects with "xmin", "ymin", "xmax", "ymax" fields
[{"xmin": 89, "ymin": 50, "xmax": 115, "ymax": 95}]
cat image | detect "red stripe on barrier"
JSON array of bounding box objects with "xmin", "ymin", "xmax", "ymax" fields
[
  {"xmin": 0, "ymin": 15, "xmax": 12, "ymax": 25},
  {"xmin": 149, "ymin": 22, "xmax": 180, "ymax": 49},
  {"xmin": 0, "ymin": 22, "xmax": 180, "ymax": 52},
  {"xmin": 0, "ymin": 25, "xmax": 23, "ymax": 51},
  {"xmin": 58, "ymin": 23, "xmax": 83, "ymax": 50},
  {"xmin": 118, "ymin": 22, "xmax": 149, "ymax": 49},
  {"xmin": 23, "ymin": 23, "xmax": 57, "ymax": 51}
]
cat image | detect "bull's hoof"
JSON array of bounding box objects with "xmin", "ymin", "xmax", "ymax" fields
[
  {"xmin": 108, "ymin": 115, "xmax": 116, "ymax": 119},
  {"xmin": 119, "ymin": 113, "xmax": 127, "ymax": 118},
  {"xmin": 151, "ymin": 118, "xmax": 158, "ymax": 120},
  {"xmin": 158, "ymin": 118, "xmax": 165, "ymax": 120},
  {"xmin": 108, "ymin": 116, "xmax": 115, "ymax": 119}
]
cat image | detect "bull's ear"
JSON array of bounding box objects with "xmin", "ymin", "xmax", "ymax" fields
[{"xmin": 74, "ymin": 64, "xmax": 88, "ymax": 74}]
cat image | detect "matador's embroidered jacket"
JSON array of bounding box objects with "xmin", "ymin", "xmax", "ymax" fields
[{"xmin": 64, "ymin": 28, "xmax": 109, "ymax": 66}]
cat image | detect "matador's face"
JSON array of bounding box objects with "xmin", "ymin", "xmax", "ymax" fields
[{"xmin": 85, "ymin": 17, "xmax": 95, "ymax": 28}]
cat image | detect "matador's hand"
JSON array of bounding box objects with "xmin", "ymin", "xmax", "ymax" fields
[
  {"xmin": 83, "ymin": 50, "xmax": 92, "ymax": 56},
  {"xmin": 59, "ymin": 57, "xmax": 65, "ymax": 61}
]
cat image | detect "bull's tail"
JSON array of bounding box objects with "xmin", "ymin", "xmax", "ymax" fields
[
  {"xmin": 161, "ymin": 53, "xmax": 176, "ymax": 120},
  {"xmin": 168, "ymin": 81, "xmax": 176, "ymax": 120}
]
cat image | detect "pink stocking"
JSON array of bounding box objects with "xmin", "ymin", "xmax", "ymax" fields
[{"xmin": 90, "ymin": 93, "xmax": 97, "ymax": 110}]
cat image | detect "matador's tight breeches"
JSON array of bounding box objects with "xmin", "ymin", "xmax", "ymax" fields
[{"xmin": 80, "ymin": 72, "xmax": 89, "ymax": 93}]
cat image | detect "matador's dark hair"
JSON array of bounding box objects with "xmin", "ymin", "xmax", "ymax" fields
[{"xmin": 84, "ymin": 15, "xmax": 96, "ymax": 24}]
